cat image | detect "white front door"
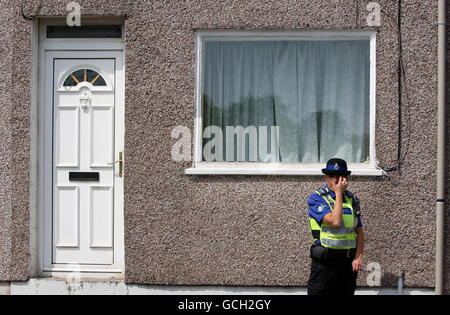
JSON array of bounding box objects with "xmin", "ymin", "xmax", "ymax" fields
[
  {"xmin": 42, "ymin": 51, "xmax": 124, "ymax": 271},
  {"xmin": 53, "ymin": 59, "xmax": 116, "ymax": 265}
]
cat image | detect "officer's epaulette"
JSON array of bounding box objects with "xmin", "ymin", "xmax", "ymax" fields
[
  {"xmin": 345, "ymin": 190, "xmax": 354, "ymax": 199},
  {"xmin": 316, "ymin": 188, "xmax": 329, "ymax": 195}
]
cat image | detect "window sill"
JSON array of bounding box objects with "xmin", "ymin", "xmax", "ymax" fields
[{"xmin": 185, "ymin": 163, "xmax": 385, "ymax": 176}]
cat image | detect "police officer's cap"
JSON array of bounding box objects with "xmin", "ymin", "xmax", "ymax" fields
[{"xmin": 322, "ymin": 158, "xmax": 351, "ymax": 176}]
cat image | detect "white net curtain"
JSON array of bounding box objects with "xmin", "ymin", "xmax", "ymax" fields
[{"xmin": 202, "ymin": 39, "xmax": 370, "ymax": 163}]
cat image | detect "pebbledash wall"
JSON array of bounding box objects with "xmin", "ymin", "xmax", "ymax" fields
[{"xmin": 0, "ymin": 0, "xmax": 448, "ymax": 292}]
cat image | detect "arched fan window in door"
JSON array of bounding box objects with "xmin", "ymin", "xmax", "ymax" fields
[{"xmin": 63, "ymin": 69, "xmax": 107, "ymax": 87}]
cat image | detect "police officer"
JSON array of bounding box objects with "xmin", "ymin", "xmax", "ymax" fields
[{"xmin": 307, "ymin": 158, "xmax": 364, "ymax": 295}]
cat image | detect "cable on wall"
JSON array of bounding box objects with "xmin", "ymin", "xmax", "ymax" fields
[{"xmin": 380, "ymin": 0, "xmax": 413, "ymax": 175}]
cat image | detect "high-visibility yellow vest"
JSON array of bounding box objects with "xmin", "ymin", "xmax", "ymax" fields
[{"xmin": 309, "ymin": 188, "xmax": 357, "ymax": 249}]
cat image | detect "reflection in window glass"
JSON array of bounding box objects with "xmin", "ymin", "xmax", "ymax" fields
[
  {"xmin": 201, "ymin": 40, "xmax": 370, "ymax": 163},
  {"xmin": 63, "ymin": 69, "xmax": 107, "ymax": 87},
  {"xmin": 47, "ymin": 25, "xmax": 122, "ymax": 38}
]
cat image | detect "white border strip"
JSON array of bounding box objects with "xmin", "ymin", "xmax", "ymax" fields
[
  {"xmin": 10, "ymin": 280, "xmax": 435, "ymax": 296},
  {"xmin": 186, "ymin": 163, "xmax": 383, "ymax": 176}
]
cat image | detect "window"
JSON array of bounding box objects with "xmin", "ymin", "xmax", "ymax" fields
[
  {"xmin": 188, "ymin": 31, "xmax": 380, "ymax": 176},
  {"xmin": 63, "ymin": 69, "xmax": 107, "ymax": 87},
  {"xmin": 47, "ymin": 25, "xmax": 122, "ymax": 38}
]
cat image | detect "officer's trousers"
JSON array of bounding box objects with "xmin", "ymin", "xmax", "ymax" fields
[{"xmin": 307, "ymin": 254, "xmax": 358, "ymax": 295}]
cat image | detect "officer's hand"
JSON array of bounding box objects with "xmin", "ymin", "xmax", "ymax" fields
[
  {"xmin": 352, "ymin": 257, "xmax": 363, "ymax": 272},
  {"xmin": 335, "ymin": 176, "xmax": 348, "ymax": 193}
]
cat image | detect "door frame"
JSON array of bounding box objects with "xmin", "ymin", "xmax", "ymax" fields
[{"xmin": 37, "ymin": 20, "xmax": 125, "ymax": 275}]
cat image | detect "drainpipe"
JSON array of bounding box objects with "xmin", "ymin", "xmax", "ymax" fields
[
  {"xmin": 436, "ymin": 0, "xmax": 446, "ymax": 296},
  {"xmin": 398, "ymin": 272, "xmax": 404, "ymax": 295}
]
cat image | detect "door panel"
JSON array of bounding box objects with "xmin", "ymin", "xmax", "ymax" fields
[
  {"xmin": 90, "ymin": 186, "xmax": 113, "ymax": 248},
  {"xmin": 55, "ymin": 106, "xmax": 79, "ymax": 167},
  {"xmin": 90, "ymin": 106, "xmax": 114, "ymax": 167},
  {"xmin": 52, "ymin": 59, "xmax": 115, "ymax": 265},
  {"xmin": 54, "ymin": 186, "xmax": 79, "ymax": 248}
]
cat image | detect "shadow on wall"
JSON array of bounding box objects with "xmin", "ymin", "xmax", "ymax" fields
[
  {"xmin": 381, "ymin": 272, "xmax": 399, "ymax": 286},
  {"xmin": 376, "ymin": 272, "xmax": 401, "ymax": 295}
]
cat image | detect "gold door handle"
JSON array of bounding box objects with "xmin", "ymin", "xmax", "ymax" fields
[{"xmin": 108, "ymin": 152, "xmax": 123, "ymax": 177}]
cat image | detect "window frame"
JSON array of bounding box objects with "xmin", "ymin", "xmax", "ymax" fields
[
  {"xmin": 186, "ymin": 30, "xmax": 381, "ymax": 176},
  {"xmin": 57, "ymin": 65, "xmax": 113, "ymax": 92}
]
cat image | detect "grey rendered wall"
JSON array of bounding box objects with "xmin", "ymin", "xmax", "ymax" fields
[
  {"xmin": 123, "ymin": 0, "xmax": 439, "ymax": 288},
  {"xmin": 445, "ymin": 0, "xmax": 449, "ymax": 296},
  {"xmin": 0, "ymin": 0, "xmax": 14, "ymax": 281},
  {"xmin": 0, "ymin": 0, "xmax": 32, "ymax": 281},
  {"xmin": 0, "ymin": 0, "xmax": 445, "ymax": 290}
]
